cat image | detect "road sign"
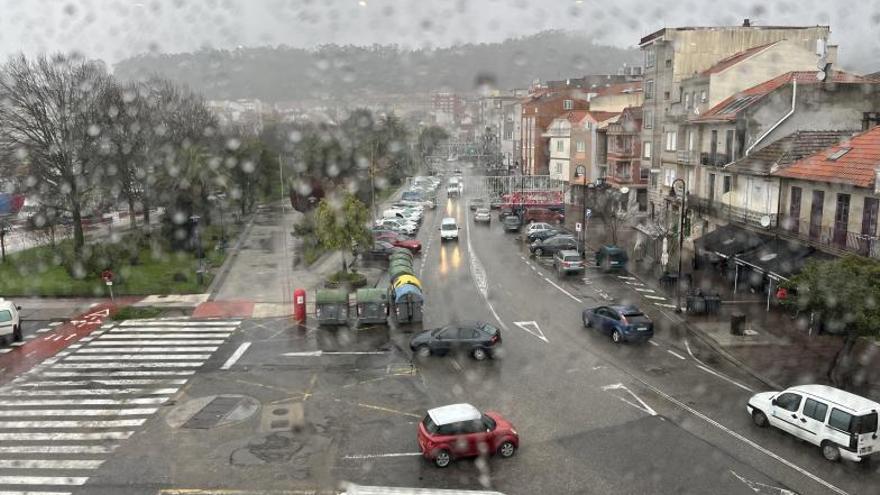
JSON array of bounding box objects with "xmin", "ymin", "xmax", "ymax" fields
[
  {"xmin": 585, "ymin": 209, "xmax": 592, "ymax": 219},
  {"xmin": 101, "ymin": 270, "xmax": 114, "ymax": 283},
  {"xmin": 575, "ymin": 222, "xmax": 582, "ymax": 232}
]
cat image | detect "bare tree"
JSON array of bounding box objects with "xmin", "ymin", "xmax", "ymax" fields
[{"xmin": 0, "ymin": 54, "xmax": 113, "ymax": 255}]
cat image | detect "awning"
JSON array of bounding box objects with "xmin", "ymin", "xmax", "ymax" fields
[
  {"xmin": 695, "ymin": 224, "xmax": 771, "ymax": 260},
  {"xmin": 734, "ymin": 238, "xmax": 821, "ymax": 281}
]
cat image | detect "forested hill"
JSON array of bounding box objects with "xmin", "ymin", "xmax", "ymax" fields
[{"xmin": 113, "ymin": 31, "xmax": 640, "ymax": 102}]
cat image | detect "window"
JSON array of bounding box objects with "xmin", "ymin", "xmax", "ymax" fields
[
  {"xmin": 645, "ymin": 80, "xmax": 654, "ymax": 100},
  {"xmin": 665, "ymin": 131, "xmax": 677, "ymax": 151},
  {"xmin": 644, "ymin": 109, "xmax": 654, "ymax": 129},
  {"xmin": 856, "ymin": 413, "xmax": 878, "ymax": 434},
  {"xmin": 576, "ymin": 140, "xmax": 585, "ymax": 153},
  {"xmin": 650, "ymin": 172, "xmax": 659, "ymax": 187},
  {"xmin": 556, "ymin": 140, "xmax": 564, "ymax": 152},
  {"xmin": 722, "ymin": 176, "xmax": 731, "ymax": 194},
  {"xmin": 700, "ymin": 90, "xmax": 707, "ymax": 102},
  {"xmin": 829, "ymin": 408, "xmax": 854, "ymax": 432},
  {"xmin": 775, "ymin": 393, "xmax": 802, "ymax": 413},
  {"xmin": 645, "ymin": 48, "xmax": 656, "ymax": 68},
  {"xmin": 563, "ymin": 99, "xmax": 573, "ymax": 110},
  {"xmin": 0, "ymin": 310, "xmax": 10, "ymax": 323},
  {"xmin": 663, "ymin": 91, "xmax": 670, "ymax": 100},
  {"xmin": 665, "ymin": 59, "xmax": 672, "ymax": 68},
  {"xmin": 458, "ymin": 327, "xmax": 479, "ymax": 339},
  {"xmin": 687, "ymin": 130, "xmax": 695, "ymax": 151},
  {"xmin": 684, "ymin": 93, "xmax": 691, "ymax": 109},
  {"xmin": 663, "ymin": 168, "xmax": 676, "ymax": 187},
  {"xmin": 803, "ymin": 399, "xmax": 829, "ymax": 422},
  {"xmin": 643, "ymin": 142, "xmax": 652, "ymax": 158},
  {"xmin": 828, "ymin": 147, "xmax": 851, "ymax": 161}
]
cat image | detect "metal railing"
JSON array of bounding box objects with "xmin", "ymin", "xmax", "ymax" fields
[
  {"xmin": 676, "ymin": 151, "xmax": 695, "ymax": 165},
  {"xmin": 688, "ymin": 195, "xmax": 777, "ymax": 229},
  {"xmin": 778, "ymin": 215, "xmax": 880, "ymax": 258},
  {"xmin": 700, "ymin": 152, "xmax": 730, "ymax": 167}
]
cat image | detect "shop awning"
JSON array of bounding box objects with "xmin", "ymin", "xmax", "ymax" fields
[
  {"xmin": 695, "ymin": 224, "xmax": 771, "ymax": 260},
  {"xmin": 734, "ymin": 238, "xmax": 822, "ymax": 281}
]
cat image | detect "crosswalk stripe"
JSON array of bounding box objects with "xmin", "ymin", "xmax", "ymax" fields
[
  {"xmin": 0, "ymin": 419, "xmax": 146, "ymax": 428},
  {"xmin": 92, "ymin": 333, "xmax": 231, "ymax": 339},
  {"xmin": 0, "ymin": 445, "xmax": 116, "ymax": 454},
  {"xmin": 0, "ymin": 398, "xmax": 167, "ymax": 407},
  {"xmin": 88, "ymin": 340, "xmax": 225, "ymax": 346},
  {"xmin": 0, "ymin": 431, "xmax": 133, "ymax": 441},
  {"xmin": 63, "ymin": 354, "xmax": 210, "ymax": 361},
  {"xmin": 0, "ymin": 475, "xmax": 89, "ymax": 485},
  {"xmin": 118, "ymin": 320, "xmax": 239, "ymax": 327},
  {"xmin": 0, "ymin": 408, "xmax": 157, "ymax": 417},
  {"xmin": 644, "ymin": 295, "xmax": 667, "ymax": 300},
  {"xmin": 73, "ymin": 347, "xmax": 219, "ymax": 353},
  {"xmin": 0, "ymin": 491, "xmax": 72, "ymax": 495},
  {"xmin": 41, "ymin": 371, "xmax": 195, "ymax": 378},
  {"xmin": 0, "ymin": 387, "xmax": 179, "ymax": 397},
  {"xmin": 52, "ymin": 362, "xmax": 204, "ymax": 369},
  {"xmin": 0, "ymin": 460, "xmax": 104, "ymax": 470},
  {"xmin": 0, "ymin": 349, "xmax": 12, "ymax": 354},
  {"xmin": 108, "ymin": 328, "xmax": 234, "ymax": 334},
  {"xmin": 15, "ymin": 379, "xmax": 187, "ymax": 387}
]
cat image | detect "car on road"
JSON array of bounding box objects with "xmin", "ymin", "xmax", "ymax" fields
[
  {"xmin": 522, "ymin": 207, "xmax": 563, "ymax": 225},
  {"xmin": 0, "ymin": 298, "xmax": 23, "ymax": 343},
  {"xmin": 553, "ymin": 249, "xmax": 585, "ymax": 276},
  {"xmin": 527, "ymin": 228, "xmax": 564, "ymax": 243},
  {"xmin": 418, "ymin": 403, "xmax": 519, "ymax": 468},
  {"xmin": 498, "ymin": 206, "xmax": 516, "ymax": 220},
  {"xmin": 468, "ymin": 198, "xmax": 485, "ymax": 211},
  {"xmin": 524, "ymin": 222, "xmax": 554, "ymax": 238},
  {"xmin": 747, "ymin": 385, "xmax": 880, "ymax": 463},
  {"xmin": 410, "ymin": 321, "xmax": 502, "ymax": 361},
  {"xmin": 473, "ymin": 208, "xmax": 491, "ymax": 224},
  {"xmin": 439, "ymin": 217, "xmax": 459, "ymax": 241},
  {"xmin": 502, "ymin": 214, "xmax": 521, "ymax": 232},
  {"xmin": 373, "ymin": 232, "xmax": 422, "ymax": 254},
  {"xmin": 582, "ymin": 305, "xmax": 654, "ymax": 343},
  {"xmin": 446, "ymin": 184, "xmax": 460, "ymax": 197},
  {"xmin": 529, "ymin": 235, "xmax": 577, "ymax": 257},
  {"xmin": 595, "ymin": 245, "xmax": 628, "ymax": 272}
]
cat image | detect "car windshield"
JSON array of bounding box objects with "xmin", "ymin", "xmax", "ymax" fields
[
  {"xmin": 0, "ymin": 310, "xmax": 10, "ymax": 323},
  {"xmin": 441, "ymin": 223, "xmax": 456, "ymax": 230},
  {"xmin": 422, "ymin": 415, "xmax": 439, "ymax": 435},
  {"xmin": 855, "ymin": 412, "xmax": 879, "ymax": 434}
]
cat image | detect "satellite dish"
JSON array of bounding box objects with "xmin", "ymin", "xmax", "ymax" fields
[
  {"xmin": 693, "ymin": 106, "xmax": 700, "ymax": 115},
  {"xmin": 760, "ymin": 215, "xmax": 772, "ymax": 228},
  {"xmin": 816, "ymin": 70, "xmax": 827, "ymax": 82},
  {"xmin": 619, "ymin": 187, "xmax": 630, "ymax": 195}
]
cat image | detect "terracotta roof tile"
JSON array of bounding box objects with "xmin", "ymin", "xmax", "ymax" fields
[
  {"xmin": 699, "ymin": 42, "xmax": 778, "ymax": 77},
  {"xmin": 593, "ymin": 82, "xmax": 643, "ymax": 96},
  {"xmin": 774, "ymin": 126, "xmax": 880, "ymax": 187},
  {"xmin": 726, "ymin": 130, "xmax": 854, "ymax": 175}
]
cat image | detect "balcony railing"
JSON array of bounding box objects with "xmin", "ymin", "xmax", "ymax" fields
[
  {"xmin": 676, "ymin": 150, "xmax": 696, "ymax": 165},
  {"xmin": 778, "ymin": 215, "xmax": 880, "ymax": 259},
  {"xmin": 688, "ymin": 195, "xmax": 777, "ymax": 230},
  {"xmin": 700, "ymin": 152, "xmax": 731, "ymax": 167}
]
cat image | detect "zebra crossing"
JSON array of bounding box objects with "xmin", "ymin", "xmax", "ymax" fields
[{"xmin": 0, "ymin": 317, "xmax": 240, "ymax": 494}]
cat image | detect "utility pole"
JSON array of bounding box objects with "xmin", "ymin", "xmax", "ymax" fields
[
  {"xmin": 278, "ymin": 154, "xmax": 285, "ymax": 211},
  {"xmin": 370, "ymin": 140, "xmax": 377, "ymax": 223}
]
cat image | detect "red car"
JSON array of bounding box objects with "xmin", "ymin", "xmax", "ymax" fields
[
  {"xmin": 374, "ymin": 232, "xmax": 421, "ymax": 254},
  {"xmin": 417, "ymin": 403, "xmax": 519, "ymax": 467}
]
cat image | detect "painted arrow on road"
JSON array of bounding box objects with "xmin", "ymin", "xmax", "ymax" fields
[
  {"xmin": 601, "ymin": 383, "xmax": 657, "ymax": 416},
  {"xmin": 512, "ymin": 321, "xmax": 548, "ymax": 343}
]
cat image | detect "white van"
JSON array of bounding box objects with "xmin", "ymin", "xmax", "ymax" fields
[
  {"xmin": 439, "ymin": 217, "xmax": 459, "ymax": 241},
  {"xmin": 747, "ymin": 384, "xmax": 879, "ymax": 462}
]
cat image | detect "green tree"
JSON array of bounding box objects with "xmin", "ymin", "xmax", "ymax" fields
[
  {"xmin": 788, "ymin": 256, "xmax": 880, "ymax": 389},
  {"xmin": 314, "ymin": 193, "xmax": 372, "ymax": 273},
  {"xmin": 418, "ymin": 125, "xmax": 449, "ymax": 158}
]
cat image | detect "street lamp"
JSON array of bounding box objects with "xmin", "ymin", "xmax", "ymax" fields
[
  {"xmin": 0, "ymin": 225, "xmax": 8, "ymax": 263},
  {"xmin": 190, "ymin": 215, "xmax": 204, "ymax": 285},
  {"xmin": 208, "ymin": 193, "xmax": 226, "ymax": 252},
  {"xmin": 575, "ymin": 165, "xmax": 587, "ymax": 256},
  {"xmin": 668, "ymin": 178, "xmax": 688, "ymax": 313}
]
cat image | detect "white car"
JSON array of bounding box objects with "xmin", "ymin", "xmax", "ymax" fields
[
  {"xmin": 0, "ymin": 299, "xmax": 23, "ymax": 343},
  {"xmin": 377, "ymin": 218, "xmax": 417, "ymax": 236},
  {"xmin": 525, "ymin": 222, "xmax": 553, "ymax": 237},
  {"xmin": 439, "ymin": 217, "xmax": 459, "ymax": 241},
  {"xmin": 747, "ymin": 384, "xmax": 880, "ymax": 462}
]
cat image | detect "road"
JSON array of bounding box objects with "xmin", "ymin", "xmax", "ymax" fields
[{"xmin": 0, "ymin": 170, "xmax": 877, "ymax": 494}]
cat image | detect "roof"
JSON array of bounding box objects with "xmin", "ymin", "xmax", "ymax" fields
[
  {"xmin": 734, "ymin": 238, "xmax": 817, "ymax": 280},
  {"xmin": 565, "ymin": 110, "xmax": 588, "ymax": 123},
  {"xmin": 610, "ymin": 304, "xmax": 641, "ymax": 314},
  {"xmin": 427, "ymin": 403, "xmax": 481, "ymax": 426},
  {"xmin": 699, "ymin": 42, "xmax": 778, "ymax": 76},
  {"xmin": 695, "ymin": 224, "xmax": 770, "ymax": 259},
  {"xmin": 774, "ymin": 125, "xmax": 880, "ymax": 187},
  {"xmin": 593, "ymin": 82, "xmax": 643, "ymax": 96},
  {"xmin": 788, "ymin": 385, "xmax": 880, "ymax": 414},
  {"xmin": 694, "ymin": 70, "xmax": 879, "ymax": 122},
  {"xmin": 726, "ymin": 130, "xmax": 854, "ymax": 176},
  {"xmin": 441, "ymin": 217, "xmax": 457, "ymax": 224},
  {"xmin": 639, "ymin": 25, "xmax": 830, "ymax": 46}
]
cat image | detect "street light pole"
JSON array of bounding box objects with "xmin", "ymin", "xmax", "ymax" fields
[
  {"xmin": 670, "ymin": 178, "xmax": 688, "ymax": 313},
  {"xmin": 0, "ymin": 226, "xmax": 7, "ymax": 263},
  {"xmin": 575, "ymin": 165, "xmax": 587, "ymax": 257}
]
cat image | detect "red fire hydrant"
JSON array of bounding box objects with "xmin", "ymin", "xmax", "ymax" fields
[{"xmin": 293, "ymin": 288, "xmax": 306, "ymax": 323}]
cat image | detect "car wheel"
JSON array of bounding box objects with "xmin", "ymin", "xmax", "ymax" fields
[
  {"xmin": 434, "ymin": 450, "xmax": 452, "ymax": 468},
  {"xmin": 416, "ymin": 345, "xmax": 432, "ymax": 358},
  {"xmin": 498, "ymin": 441, "xmax": 516, "ymax": 458},
  {"xmin": 752, "ymin": 410, "xmax": 768, "ymax": 428},
  {"xmin": 534, "ymin": 248, "xmax": 543, "ymax": 257},
  {"xmin": 12, "ymin": 325, "xmax": 22, "ymax": 342},
  {"xmin": 822, "ymin": 441, "xmax": 841, "ymax": 462},
  {"xmin": 472, "ymin": 348, "xmax": 488, "ymax": 361},
  {"xmin": 583, "ymin": 315, "xmax": 592, "ymax": 328},
  {"xmin": 611, "ymin": 329, "xmax": 622, "ymax": 344}
]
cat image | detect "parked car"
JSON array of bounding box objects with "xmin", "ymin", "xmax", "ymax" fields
[
  {"xmin": 374, "ymin": 232, "xmax": 422, "ymax": 254},
  {"xmin": 553, "ymin": 249, "xmax": 585, "ymax": 276},
  {"xmin": 473, "ymin": 208, "xmax": 491, "ymax": 224},
  {"xmin": 498, "ymin": 207, "xmax": 516, "ymax": 220},
  {"xmin": 523, "ymin": 207, "xmax": 563, "ymax": 225},
  {"xmin": 410, "ymin": 321, "xmax": 502, "ymax": 361},
  {"xmin": 525, "ymin": 222, "xmax": 554, "ymax": 238},
  {"xmin": 529, "ymin": 235, "xmax": 577, "ymax": 257},
  {"xmin": 502, "ymin": 215, "xmax": 521, "ymax": 232},
  {"xmin": 527, "ymin": 228, "xmax": 564, "ymax": 243},
  {"xmin": 418, "ymin": 403, "xmax": 519, "ymax": 468},
  {"xmin": 359, "ymin": 240, "xmax": 396, "ymax": 261},
  {"xmin": 0, "ymin": 299, "xmax": 22, "ymax": 343},
  {"xmin": 747, "ymin": 385, "xmax": 880, "ymax": 462},
  {"xmin": 377, "ymin": 218, "xmax": 417, "ymax": 236},
  {"xmin": 439, "ymin": 217, "xmax": 459, "ymax": 241},
  {"xmin": 582, "ymin": 304, "xmax": 654, "ymax": 343},
  {"xmin": 595, "ymin": 245, "xmax": 629, "ymax": 272},
  {"xmin": 469, "ymin": 198, "xmax": 486, "ymax": 211}
]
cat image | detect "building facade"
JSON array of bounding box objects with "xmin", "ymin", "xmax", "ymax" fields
[{"xmin": 520, "ymin": 90, "xmax": 589, "ymax": 175}]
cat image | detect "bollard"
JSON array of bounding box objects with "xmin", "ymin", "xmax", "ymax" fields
[{"xmin": 293, "ymin": 288, "xmax": 306, "ymax": 323}]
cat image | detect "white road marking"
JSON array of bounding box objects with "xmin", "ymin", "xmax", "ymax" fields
[
  {"xmin": 63, "ymin": 334, "xmax": 76, "ymax": 341},
  {"xmin": 0, "ymin": 460, "xmax": 104, "ymax": 469},
  {"xmin": 88, "ymin": 340, "xmax": 225, "ymax": 346},
  {"xmin": 0, "ymin": 398, "xmax": 166, "ymax": 406},
  {"xmin": 634, "ymin": 288, "xmax": 655, "ymax": 293},
  {"xmin": 0, "ymin": 445, "xmax": 116, "ymax": 454},
  {"xmin": 220, "ymin": 342, "xmax": 252, "ymax": 369},
  {"xmin": 342, "ymin": 452, "xmax": 422, "ymax": 460},
  {"xmin": 9, "ymin": 342, "xmax": 25, "ymax": 347},
  {"xmin": 74, "ymin": 347, "xmax": 219, "ymax": 353},
  {"xmin": 0, "ymin": 388, "xmax": 179, "ymax": 397},
  {"xmin": 654, "ymin": 303, "xmax": 679, "ymax": 309},
  {"xmin": 52, "ymin": 362, "xmax": 204, "ymax": 369},
  {"xmin": 648, "ymin": 341, "xmax": 660, "ymax": 347},
  {"xmin": 16, "ymin": 379, "xmax": 187, "ymax": 387},
  {"xmin": 0, "ymin": 408, "xmax": 157, "ymax": 417},
  {"xmin": 93, "ymin": 333, "xmax": 231, "ymax": 339},
  {"xmin": 0, "ymin": 475, "xmax": 89, "ymax": 486},
  {"xmin": 36, "ymin": 328, "xmax": 52, "ymax": 333},
  {"xmin": 667, "ymin": 350, "xmax": 687, "ymax": 360},
  {"xmin": 0, "ymin": 349, "xmax": 11, "ymax": 354},
  {"xmin": 42, "ymin": 370, "xmax": 195, "ymax": 378},
  {"xmin": 512, "ymin": 321, "xmax": 549, "ymax": 343},
  {"xmin": 49, "ymin": 321, "xmax": 62, "ymax": 326},
  {"xmin": 64, "ymin": 354, "xmax": 210, "ymax": 361},
  {"xmin": 0, "ymin": 419, "xmax": 145, "ymax": 429},
  {"xmin": 24, "ymin": 335, "xmax": 36, "ymax": 340},
  {"xmin": 542, "ymin": 277, "xmax": 582, "ymax": 303},
  {"xmin": 462, "ymin": 206, "xmax": 508, "ymax": 334},
  {"xmin": 696, "ymin": 365, "xmax": 755, "ymax": 392},
  {"xmin": 118, "ymin": 320, "xmax": 239, "ymax": 327},
  {"xmin": 108, "ymin": 328, "xmax": 235, "ymax": 335},
  {"xmin": 643, "ymin": 295, "xmax": 667, "ymax": 301},
  {"xmin": 282, "ymin": 351, "xmax": 387, "ymax": 357},
  {"xmin": 0, "ymin": 431, "xmax": 133, "ymax": 441},
  {"xmin": 617, "ymin": 275, "xmax": 636, "ymax": 280},
  {"xmin": 730, "ymin": 470, "xmax": 797, "ymax": 495},
  {"xmin": 601, "ymin": 383, "xmax": 657, "ymax": 416}
]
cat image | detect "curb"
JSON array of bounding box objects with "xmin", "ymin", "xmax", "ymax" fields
[{"xmin": 206, "ymin": 209, "xmax": 260, "ymax": 301}]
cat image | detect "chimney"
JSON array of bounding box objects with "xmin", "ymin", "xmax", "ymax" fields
[{"xmin": 743, "ymin": 18, "xmax": 751, "ymax": 27}]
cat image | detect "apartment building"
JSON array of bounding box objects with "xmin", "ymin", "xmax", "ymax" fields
[
  {"xmin": 520, "ymin": 90, "xmax": 589, "ymax": 175},
  {"xmin": 606, "ymin": 106, "xmax": 647, "ymax": 211}
]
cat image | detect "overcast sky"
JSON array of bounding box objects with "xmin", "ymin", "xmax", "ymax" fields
[{"xmin": 1, "ymin": 0, "xmax": 878, "ymax": 71}]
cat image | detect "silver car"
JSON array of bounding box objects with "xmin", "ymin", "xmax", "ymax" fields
[{"xmin": 473, "ymin": 208, "xmax": 491, "ymax": 223}]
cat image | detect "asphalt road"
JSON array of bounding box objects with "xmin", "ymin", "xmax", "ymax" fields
[{"xmin": 2, "ymin": 170, "xmax": 879, "ymax": 494}]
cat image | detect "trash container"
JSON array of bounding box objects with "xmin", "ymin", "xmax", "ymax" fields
[
  {"xmin": 705, "ymin": 294, "xmax": 722, "ymax": 314},
  {"xmin": 730, "ymin": 312, "xmax": 746, "ymax": 335},
  {"xmin": 686, "ymin": 294, "xmax": 706, "ymax": 314}
]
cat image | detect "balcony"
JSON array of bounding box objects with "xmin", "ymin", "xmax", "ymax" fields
[
  {"xmin": 675, "ymin": 150, "xmax": 696, "ymax": 166},
  {"xmin": 688, "ymin": 195, "xmax": 777, "ymax": 230},
  {"xmin": 778, "ymin": 215, "xmax": 880, "ymax": 259},
  {"xmin": 700, "ymin": 152, "xmax": 731, "ymax": 167}
]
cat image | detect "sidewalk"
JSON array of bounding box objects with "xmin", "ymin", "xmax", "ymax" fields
[{"xmin": 588, "ymin": 222, "xmax": 880, "ymax": 401}]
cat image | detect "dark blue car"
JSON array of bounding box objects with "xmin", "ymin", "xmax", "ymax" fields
[{"xmin": 582, "ymin": 305, "xmax": 654, "ymax": 344}]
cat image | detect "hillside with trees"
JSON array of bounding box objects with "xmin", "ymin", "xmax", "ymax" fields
[{"xmin": 113, "ymin": 31, "xmax": 641, "ymax": 102}]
